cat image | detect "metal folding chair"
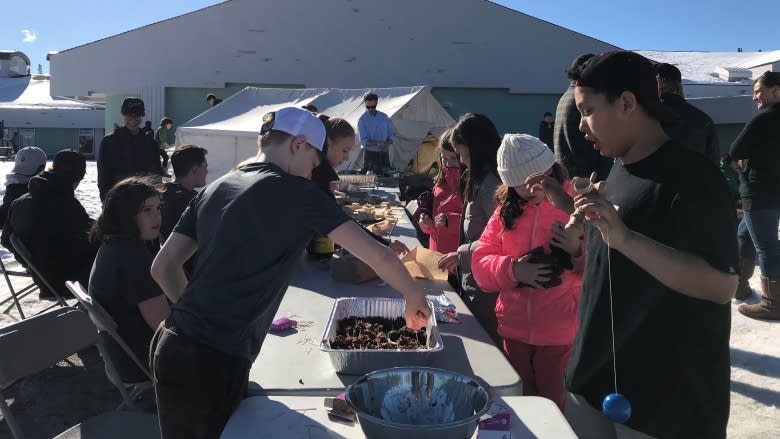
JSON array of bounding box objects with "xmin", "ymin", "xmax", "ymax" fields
[
  {"xmin": 0, "ymin": 255, "xmax": 40, "ymax": 319},
  {"xmin": 9, "ymin": 234, "xmax": 68, "ymax": 307},
  {"xmin": 65, "ymin": 281, "xmax": 153, "ymax": 410},
  {"xmin": 0, "ymin": 307, "xmax": 98, "ymax": 439}
]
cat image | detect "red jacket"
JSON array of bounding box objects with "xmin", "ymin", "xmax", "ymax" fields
[
  {"xmin": 471, "ymin": 181, "xmax": 583, "ymax": 346},
  {"xmin": 419, "ymin": 166, "xmax": 463, "ymax": 254}
]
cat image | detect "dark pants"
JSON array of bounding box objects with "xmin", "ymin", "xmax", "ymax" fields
[
  {"xmin": 151, "ymin": 322, "xmax": 250, "ymax": 439},
  {"xmin": 160, "ymin": 148, "xmax": 169, "ymax": 169},
  {"xmin": 743, "ymin": 209, "xmax": 780, "ymax": 277},
  {"xmin": 361, "ymin": 150, "xmax": 390, "ymax": 174}
]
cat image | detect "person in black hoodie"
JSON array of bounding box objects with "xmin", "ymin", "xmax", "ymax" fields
[
  {"xmin": 97, "ymin": 98, "xmax": 163, "ymax": 201},
  {"xmin": 0, "ymin": 146, "xmax": 47, "ymax": 228},
  {"xmin": 1, "ymin": 149, "xmax": 96, "ymax": 300},
  {"xmin": 656, "ymin": 63, "xmax": 720, "ymax": 164}
]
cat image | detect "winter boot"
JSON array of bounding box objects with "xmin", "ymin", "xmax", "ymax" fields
[
  {"xmin": 738, "ymin": 276, "xmax": 780, "ymax": 321},
  {"xmin": 734, "ymin": 258, "xmax": 756, "ymax": 300}
]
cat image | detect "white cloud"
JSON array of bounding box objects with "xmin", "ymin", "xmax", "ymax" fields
[{"xmin": 21, "ymin": 30, "xmax": 37, "ymax": 43}]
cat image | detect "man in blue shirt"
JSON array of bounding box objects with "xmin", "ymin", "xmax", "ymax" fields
[{"xmin": 358, "ymin": 92, "xmax": 394, "ymax": 174}]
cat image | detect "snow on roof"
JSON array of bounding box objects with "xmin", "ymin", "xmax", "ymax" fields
[
  {"xmin": 637, "ymin": 50, "xmax": 780, "ymax": 86},
  {"xmin": 738, "ymin": 49, "xmax": 780, "ymax": 69},
  {"xmin": 0, "ymin": 76, "xmax": 103, "ymax": 110}
]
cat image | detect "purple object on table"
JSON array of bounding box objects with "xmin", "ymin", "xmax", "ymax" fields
[{"xmin": 269, "ymin": 317, "xmax": 296, "ymax": 333}]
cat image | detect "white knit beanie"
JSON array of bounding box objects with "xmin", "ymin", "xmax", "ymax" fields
[{"xmin": 497, "ymin": 134, "xmax": 556, "ymax": 187}]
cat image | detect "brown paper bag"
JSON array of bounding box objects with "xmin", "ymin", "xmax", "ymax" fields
[{"xmin": 402, "ymin": 247, "xmax": 449, "ymax": 281}]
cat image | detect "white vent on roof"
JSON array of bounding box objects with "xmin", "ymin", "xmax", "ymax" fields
[{"xmin": 714, "ymin": 66, "xmax": 753, "ymax": 82}]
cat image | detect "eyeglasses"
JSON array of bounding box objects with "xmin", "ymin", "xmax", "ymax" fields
[{"xmin": 365, "ymin": 106, "xmax": 376, "ymax": 110}]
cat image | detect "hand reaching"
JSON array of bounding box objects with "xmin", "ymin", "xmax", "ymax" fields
[
  {"xmin": 551, "ymin": 221, "xmax": 581, "ymax": 256},
  {"xmin": 525, "ymin": 173, "xmax": 574, "ymax": 214},
  {"xmin": 512, "ymin": 254, "xmax": 554, "ymax": 289},
  {"xmin": 418, "ymin": 213, "xmax": 433, "ymax": 229},
  {"xmin": 404, "ymin": 294, "xmax": 432, "ymax": 330},
  {"xmin": 438, "ymin": 252, "xmax": 459, "ymax": 274},
  {"xmin": 389, "ymin": 240, "xmax": 410, "ymax": 256}
]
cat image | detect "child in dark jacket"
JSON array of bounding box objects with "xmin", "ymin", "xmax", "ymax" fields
[{"xmin": 472, "ymin": 134, "xmax": 583, "ymax": 410}]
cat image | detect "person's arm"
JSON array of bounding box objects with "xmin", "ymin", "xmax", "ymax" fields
[
  {"xmin": 150, "ymin": 232, "xmax": 197, "ymax": 303},
  {"xmin": 706, "ymin": 122, "xmax": 720, "ymax": 165},
  {"xmin": 729, "ymin": 113, "xmax": 766, "ymax": 160},
  {"xmin": 358, "ymin": 116, "xmax": 370, "ymax": 147},
  {"xmin": 138, "ymin": 295, "xmax": 171, "ymax": 330},
  {"xmin": 471, "ymin": 212, "xmax": 516, "ymax": 292},
  {"xmin": 0, "ymin": 201, "xmax": 15, "ymax": 250},
  {"xmin": 329, "ymin": 221, "xmax": 430, "ymax": 329},
  {"xmin": 574, "ymin": 194, "xmax": 737, "ymax": 303},
  {"xmin": 97, "ymin": 137, "xmax": 113, "ymax": 201}
]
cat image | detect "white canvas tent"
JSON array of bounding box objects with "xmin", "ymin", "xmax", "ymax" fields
[{"xmin": 175, "ymin": 86, "xmax": 456, "ymax": 182}]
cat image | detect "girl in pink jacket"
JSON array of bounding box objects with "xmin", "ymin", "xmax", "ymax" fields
[
  {"xmin": 472, "ymin": 134, "xmax": 583, "ymax": 410},
  {"xmin": 418, "ymin": 129, "xmax": 464, "ymax": 254}
]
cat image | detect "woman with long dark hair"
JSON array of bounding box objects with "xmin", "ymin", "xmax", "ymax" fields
[
  {"xmin": 730, "ymin": 71, "xmax": 780, "ymax": 320},
  {"xmin": 437, "ymin": 113, "xmax": 503, "ymax": 345},
  {"xmin": 89, "ymin": 176, "xmax": 171, "ymax": 382}
]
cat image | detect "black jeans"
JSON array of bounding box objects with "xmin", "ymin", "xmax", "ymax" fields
[
  {"xmin": 361, "ymin": 150, "xmax": 390, "ymax": 174},
  {"xmin": 151, "ymin": 322, "xmax": 250, "ymax": 439},
  {"xmin": 160, "ymin": 148, "xmax": 169, "ymax": 169}
]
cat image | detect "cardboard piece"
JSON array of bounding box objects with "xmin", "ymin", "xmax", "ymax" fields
[{"xmin": 402, "ymin": 247, "xmax": 449, "ymax": 281}]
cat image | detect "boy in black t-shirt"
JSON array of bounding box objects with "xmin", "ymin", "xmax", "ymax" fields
[
  {"xmin": 149, "ymin": 107, "xmax": 431, "ymax": 439},
  {"xmin": 533, "ymin": 51, "xmax": 738, "ymax": 438}
]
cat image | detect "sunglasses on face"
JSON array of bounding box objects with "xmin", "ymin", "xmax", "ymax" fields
[{"xmin": 366, "ymin": 105, "xmax": 376, "ymax": 110}]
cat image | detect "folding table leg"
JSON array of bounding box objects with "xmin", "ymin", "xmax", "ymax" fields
[{"xmin": 0, "ymin": 389, "xmax": 25, "ymax": 439}]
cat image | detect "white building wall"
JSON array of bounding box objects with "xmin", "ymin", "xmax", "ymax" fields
[{"xmin": 50, "ymin": 0, "xmax": 617, "ymax": 101}]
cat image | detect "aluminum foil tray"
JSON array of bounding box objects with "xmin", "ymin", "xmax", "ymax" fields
[{"xmin": 320, "ymin": 297, "xmax": 443, "ymax": 375}]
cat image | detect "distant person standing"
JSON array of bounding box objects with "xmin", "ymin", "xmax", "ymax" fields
[
  {"xmin": 538, "ymin": 111, "xmax": 554, "ymax": 150},
  {"xmin": 142, "ymin": 121, "xmax": 154, "ymax": 138},
  {"xmin": 9, "ymin": 132, "xmax": 20, "ymax": 153},
  {"xmin": 206, "ymin": 93, "xmax": 222, "ymax": 107},
  {"xmin": 155, "ymin": 117, "xmax": 173, "ymax": 174},
  {"xmin": 358, "ymin": 92, "xmax": 394, "ymax": 174},
  {"xmin": 97, "ymin": 98, "xmax": 163, "ymax": 201},
  {"xmin": 553, "ymin": 53, "xmax": 612, "ymax": 180},
  {"xmin": 730, "ymin": 71, "xmax": 780, "ymax": 321},
  {"xmin": 656, "ymin": 63, "xmax": 720, "ymax": 164}
]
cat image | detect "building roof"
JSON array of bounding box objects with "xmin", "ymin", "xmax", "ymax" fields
[
  {"xmin": 0, "ymin": 50, "xmax": 30, "ymax": 64},
  {"xmin": 637, "ymin": 50, "xmax": 780, "ymax": 85},
  {"xmin": 50, "ymin": 0, "xmax": 618, "ymax": 97},
  {"xmin": 0, "ymin": 76, "xmax": 104, "ymax": 128}
]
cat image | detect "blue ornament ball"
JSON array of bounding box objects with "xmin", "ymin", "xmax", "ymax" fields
[{"xmin": 602, "ymin": 393, "xmax": 631, "ymax": 423}]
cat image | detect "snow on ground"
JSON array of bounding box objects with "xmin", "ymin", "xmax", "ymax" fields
[{"xmin": 0, "ymin": 161, "xmax": 779, "ymax": 437}]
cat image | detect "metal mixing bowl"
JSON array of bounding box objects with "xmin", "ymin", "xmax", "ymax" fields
[{"xmin": 345, "ymin": 367, "xmax": 491, "ymax": 439}]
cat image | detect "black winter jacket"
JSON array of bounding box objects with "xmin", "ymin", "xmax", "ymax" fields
[
  {"xmin": 660, "ymin": 93, "xmax": 720, "ymax": 164},
  {"xmin": 98, "ymin": 127, "xmax": 163, "ymax": 200},
  {"xmin": 1, "ymin": 171, "xmax": 97, "ymax": 296}
]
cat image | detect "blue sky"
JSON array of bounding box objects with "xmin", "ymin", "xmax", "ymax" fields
[{"xmin": 3, "ymin": 0, "xmax": 776, "ymax": 74}]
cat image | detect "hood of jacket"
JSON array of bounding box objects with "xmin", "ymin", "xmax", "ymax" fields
[{"xmin": 28, "ymin": 170, "xmax": 75, "ymax": 199}]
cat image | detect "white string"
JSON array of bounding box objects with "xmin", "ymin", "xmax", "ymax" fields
[{"xmin": 605, "ymin": 225, "xmax": 618, "ymax": 394}]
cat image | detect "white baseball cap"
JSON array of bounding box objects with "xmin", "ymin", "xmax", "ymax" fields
[{"xmin": 260, "ymin": 107, "xmax": 326, "ymax": 151}]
